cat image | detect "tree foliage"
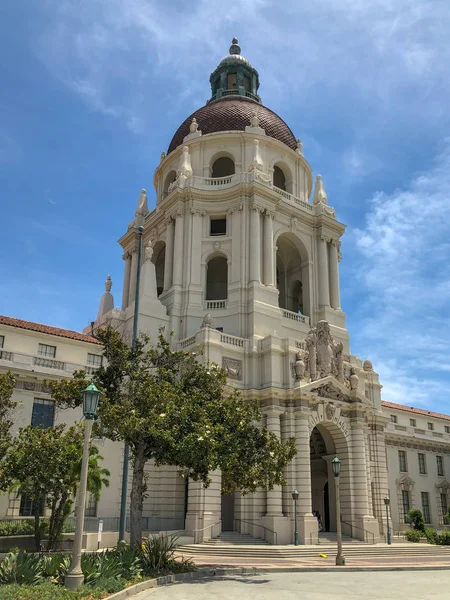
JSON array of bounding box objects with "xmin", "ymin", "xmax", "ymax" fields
[
  {"xmin": 48, "ymin": 327, "xmax": 297, "ymax": 547},
  {"xmin": 0, "ymin": 424, "xmax": 109, "ymax": 550},
  {"xmin": 0, "ymin": 372, "xmax": 16, "ymax": 459}
]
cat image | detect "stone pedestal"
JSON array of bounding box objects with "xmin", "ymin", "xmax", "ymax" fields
[
  {"xmin": 299, "ymin": 515, "xmax": 319, "ymax": 545},
  {"xmin": 261, "ymin": 515, "xmax": 291, "ymax": 545}
]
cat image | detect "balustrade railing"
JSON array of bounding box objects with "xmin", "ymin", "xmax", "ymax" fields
[
  {"xmin": 205, "ymin": 300, "xmax": 227, "ymax": 310},
  {"xmin": 204, "ymin": 175, "xmax": 233, "ymax": 186},
  {"xmin": 281, "ymin": 308, "xmax": 309, "ymax": 325},
  {"xmin": 0, "ymin": 350, "xmax": 13, "ymax": 361},
  {"xmin": 220, "ymin": 333, "xmax": 246, "ymax": 347},
  {"xmin": 273, "ymin": 186, "xmax": 313, "ymax": 211},
  {"xmin": 33, "ymin": 356, "xmax": 65, "ymax": 370},
  {"xmin": 178, "ymin": 335, "xmax": 197, "ymax": 349}
]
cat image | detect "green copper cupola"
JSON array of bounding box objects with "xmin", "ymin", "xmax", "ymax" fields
[{"xmin": 208, "ymin": 38, "xmax": 261, "ymax": 104}]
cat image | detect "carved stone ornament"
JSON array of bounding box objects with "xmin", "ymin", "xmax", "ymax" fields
[
  {"xmin": 144, "ymin": 241, "xmax": 153, "ymax": 262},
  {"xmin": 294, "ymin": 349, "xmax": 307, "ymax": 381},
  {"xmin": 325, "ymin": 403, "xmax": 336, "ymax": 421},
  {"xmin": 222, "ymin": 357, "xmax": 242, "ymax": 380},
  {"xmin": 168, "ymin": 145, "xmax": 193, "ymax": 191},
  {"xmin": 312, "ymin": 384, "xmax": 348, "ymax": 403},
  {"xmin": 306, "ymin": 320, "xmax": 344, "ymax": 383},
  {"xmin": 23, "ymin": 381, "xmax": 36, "ymax": 391},
  {"xmin": 201, "ymin": 313, "xmax": 214, "ymax": 329},
  {"xmin": 296, "ymin": 138, "xmax": 303, "ymax": 155},
  {"xmin": 312, "ymin": 175, "xmax": 328, "ymax": 205},
  {"xmin": 190, "ymin": 118, "xmax": 199, "ymax": 133},
  {"xmin": 213, "ymin": 242, "xmax": 220, "ymax": 251},
  {"xmin": 105, "ymin": 274, "xmax": 112, "ymax": 293}
]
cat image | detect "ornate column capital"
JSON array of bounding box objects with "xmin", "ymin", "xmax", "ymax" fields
[
  {"xmin": 265, "ymin": 210, "xmax": 275, "ymax": 220},
  {"xmin": 228, "ymin": 203, "xmax": 243, "ymax": 215},
  {"xmin": 250, "ymin": 202, "xmax": 263, "ymax": 213}
]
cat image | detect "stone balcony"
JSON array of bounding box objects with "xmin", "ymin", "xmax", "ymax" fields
[
  {"xmin": 385, "ymin": 422, "xmax": 450, "ymax": 444},
  {"xmin": 0, "ymin": 348, "xmax": 98, "ymax": 379}
]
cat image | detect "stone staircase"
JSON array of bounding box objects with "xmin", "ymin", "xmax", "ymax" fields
[{"xmin": 203, "ymin": 531, "xmax": 269, "ymax": 545}]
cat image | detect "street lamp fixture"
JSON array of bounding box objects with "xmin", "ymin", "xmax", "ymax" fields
[
  {"xmin": 384, "ymin": 496, "xmax": 392, "ymax": 545},
  {"xmin": 292, "ymin": 489, "xmax": 299, "ymax": 546},
  {"xmin": 331, "ymin": 456, "xmax": 345, "ymax": 566},
  {"xmin": 65, "ymin": 383, "xmax": 100, "ymax": 590}
]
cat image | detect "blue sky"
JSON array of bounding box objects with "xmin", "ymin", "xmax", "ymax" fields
[{"xmin": 1, "ymin": 0, "xmax": 450, "ymax": 411}]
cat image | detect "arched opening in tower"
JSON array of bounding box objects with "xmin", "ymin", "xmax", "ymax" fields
[
  {"xmin": 152, "ymin": 241, "xmax": 166, "ymax": 297},
  {"xmin": 211, "ymin": 157, "xmax": 235, "ymax": 178},
  {"xmin": 273, "ymin": 165, "xmax": 286, "ymax": 191},
  {"xmin": 206, "ymin": 256, "xmax": 228, "ymax": 301},
  {"xmin": 276, "ymin": 233, "xmax": 309, "ymax": 316}
]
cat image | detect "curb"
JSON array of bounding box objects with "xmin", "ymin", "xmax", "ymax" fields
[{"xmin": 105, "ymin": 564, "xmax": 450, "ymax": 599}]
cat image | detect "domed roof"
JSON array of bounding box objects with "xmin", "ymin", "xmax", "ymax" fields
[{"xmin": 167, "ymin": 96, "xmax": 297, "ymax": 155}]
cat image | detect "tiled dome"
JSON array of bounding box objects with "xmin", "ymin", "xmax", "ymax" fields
[{"xmin": 167, "ymin": 96, "xmax": 297, "ymax": 155}]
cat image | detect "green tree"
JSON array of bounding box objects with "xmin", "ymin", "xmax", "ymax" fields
[
  {"xmin": 0, "ymin": 424, "xmax": 109, "ymax": 550},
  {"xmin": 0, "ymin": 372, "xmax": 16, "ymax": 458},
  {"xmin": 407, "ymin": 508, "xmax": 425, "ymax": 532},
  {"xmin": 48, "ymin": 327, "xmax": 297, "ymax": 547}
]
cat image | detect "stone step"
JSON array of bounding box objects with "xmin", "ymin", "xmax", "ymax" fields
[{"xmin": 176, "ymin": 544, "xmax": 450, "ymax": 558}]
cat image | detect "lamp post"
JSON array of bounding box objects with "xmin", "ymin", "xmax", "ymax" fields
[
  {"xmin": 292, "ymin": 489, "xmax": 299, "ymax": 546},
  {"xmin": 331, "ymin": 456, "xmax": 345, "ymax": 566},
  {"xmin": 384, "ymin": 496, "xmax": 391, "ymax": 545},
  {"xmin": 65, "ymin": 383, "xmax": 100, "ymax": 591},
  {"xmin": 118, "ymin": 224, "xmax": 144, "ymax": 543}
]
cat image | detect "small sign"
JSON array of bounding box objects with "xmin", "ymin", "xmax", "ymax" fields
[{"xmin": 97, "ymin": 520, "xmax": 103, "ymax": 547}]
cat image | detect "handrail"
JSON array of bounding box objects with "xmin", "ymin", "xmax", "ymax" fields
[
  {"xmin": 341, "ymin": 520, "xmax": 375, "ymax": 544},
  {"xmin": 234, "ymin": 518, "xmax": 277, "ymax": 545},
  {"xmin": 192, "ymin": 520, "xmax": 221, "ymax": 544}
]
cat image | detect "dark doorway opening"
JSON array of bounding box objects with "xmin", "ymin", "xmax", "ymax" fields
[
  {"xmin": 324, "ymin": 481, "xmax": 330, "ymax": 532},
  {"xmin": 221, "ymin": 494, "xmax": 235, "ymax": 531}
]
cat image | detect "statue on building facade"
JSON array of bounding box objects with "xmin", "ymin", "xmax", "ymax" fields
[{"xmin": 294, "ymin": 320, "xmax": 345, "ymax": 383}]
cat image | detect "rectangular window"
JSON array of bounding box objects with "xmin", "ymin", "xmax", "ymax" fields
[
  {"xmin": 390, "ymin": 415, "xmax": 398, "ymax": 424},
  {"xmin": 31, "ymin": 398, "xmax": 55, "ymax": 429},
  {"xmin": 401, "ymin": 490, "xmax": 411, "ymax": 523},
  {"xmin": 437, "ymin": 456, "xmax": 445, "ymax": 477},
  {"xmin": 85, "ymin": 494, "xmax": 98, "ymax": 518},
  {"xmin": 421, "ymin": 491, "xmax": 431, "ymax": 523},
  {"xmin": 410, "ymin": 418, "xmax": 416, "ymax": 427},
  {"xmin": 428, "ymin": 422, "xmax": 434, "ymax": 431},
  {"xmin": 441, "ymin": 493, "xmax": 448, "ymax": 519},
  {"xmin": 19, "ymin": 494, "xmax": 44, "ymax": 517},
  {"xmin": 445, "ymin": 426, "xmax": 450, "ymax": 434},
  {"xmin": 210, "ymin": 217, "xmax": 227, "ymax": 236},
  {"xmin": 0, "ymin": 335, "xmax": 4, "ymax": 348},
  {"xmin": 227, "ymin": 73, "xmax": 237, "ymax": 90},
  {"xmin": 87, "ymin": 353, "xmax": 102, "ymax": 367},
  {"xmin": 398, "ymin": 450, "xmax": 407, "ymax": 473},
  {"xmin": 418, "ymin": 453, "xmax": 427, "ymax": 475},
  {"xmin": 38, "ymin": 343, "xmax": 56, "ymax": 358}
]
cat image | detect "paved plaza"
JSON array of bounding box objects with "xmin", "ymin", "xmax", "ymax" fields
[{"xmin": 134, "ymin": 571, "xmax": 450, "ymax": 600}]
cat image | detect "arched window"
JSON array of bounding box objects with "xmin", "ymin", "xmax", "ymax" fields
[
  {"xmin": 211, "ymin": 157, "xmax": 235, "ymax": 178},
  {"xmin": 153, "ymin": 242, "xmax": 166, "ymax": 297},
  {"xmin": 276, "ymin": 233, "xmax": 310, "ymax": 317},
  {"xmin": 163, "ymin": 170, "xmax": 177, "ymax": 197},
  {"xmin": 206, "ymin": 256, "xmax": 228, "ymax": 300},
  {"xmin": 273, "ymin": 165, "xmax": 286, "ymax": 191}
]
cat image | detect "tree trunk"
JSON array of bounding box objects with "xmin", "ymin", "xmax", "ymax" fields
[
  {"xmin": 33, "ymin": 502, "xmax": 41, "ymax": 552},
  {"xmin": 129, "ymin": 444, "xmax": 146, "ymax": 548}
]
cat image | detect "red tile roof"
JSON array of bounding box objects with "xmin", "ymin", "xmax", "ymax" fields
[
  {"xmin": 0, "ymin": 315, "xmax": 101, "ymax": 345},
  {"xmin": 382, "ymin": 401, "xmax": 450, "ymax": 422},
  {"xmin": 168, "ymin": 96, "xmax": 298, "ymax": 154}
]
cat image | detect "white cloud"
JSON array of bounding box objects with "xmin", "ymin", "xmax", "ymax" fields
[
  {"xmin": 350, "ymin": 143, "xmax": 450, "ymax": 408},
  {"xmin": 33, "ymin": 0, "xmax": 450, "ymax": 135}
]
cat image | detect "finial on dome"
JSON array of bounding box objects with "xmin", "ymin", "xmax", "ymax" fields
[
  {"xmin": 229, "ymin": 37, "xmax": 241, "ymax": 55},
  {"xmin": 105, "ymin": 274, "xmax": 112, "ymax": 293}
]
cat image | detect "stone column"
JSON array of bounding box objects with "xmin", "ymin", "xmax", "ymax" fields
[
  {"xmin": 128, "ymin": 250, "xmax": 138, "ymax": 307},
  {"xmin": 329, "ymin": 240, "xmax": 341, "ymax": 310},
  {"xmin": 265, "ymin": 409, "xmax": 283, "ymax": 517},
  {"xmin": 348, "ymin": 419, "xmax": 380, "ymax": 541},
  {"xmin": 249, "ymin": 205, "xmax": 261, "ymax": 283},
  {"xmin": 121, "ymin": 252, "xmax": 132, "ymax": 309},
  {"xmin": 295, "ymin": 411, "xmax": 318, "ymax": 544},
  {"xmin": 172, "ymin": 211, "xmax": 184, "ymax": 287},
  {"xmin": 317, "ymin": 236, "xmax": 330, "ymax": 307},
  {"xmin": 369, "ymin": 423, "xmax": 391, "ymax": 536},
  {"xmin": 190, "ymin": 211, "xmax": 203, "ymax": 287},
  {"xmin": 263, "ymin": 211, "xmax": 274, "ymax": 286},
  {"xmin": 164, "ymin": 218, "xmax": 174, "ymax": 291}
]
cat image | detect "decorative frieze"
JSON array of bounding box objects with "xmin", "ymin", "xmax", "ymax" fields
[{"xmin": 222, "ymin": 357, "xmax": 242, "ymax": 380}]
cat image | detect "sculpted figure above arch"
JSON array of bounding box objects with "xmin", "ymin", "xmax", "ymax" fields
[{"xmin": 295, "ymin": 320, "xmax": 344, "ymax": 383}]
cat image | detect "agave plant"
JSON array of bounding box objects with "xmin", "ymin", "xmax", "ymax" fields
[
  {"xmin": 40, "ymin": 553, "xmax": 70, "ymax": 583},
  {"xmin": 0, "ymin": 550, "xmax": 43, "ymax": 585},
  {"xmin": 140, "ymin": 534, "xmax": 179, "ymax": 573}
]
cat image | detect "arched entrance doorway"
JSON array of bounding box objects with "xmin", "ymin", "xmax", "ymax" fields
[{"xmin": 310, "ymin": 423, "xmax": 351, "ymax": 534}]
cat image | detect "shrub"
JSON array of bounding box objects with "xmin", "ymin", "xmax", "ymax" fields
[
  {"xmin": 140, "ymin": 534, "xmax": 195, "ymax": 576},
  {"xmin": 0, "ymin": 520, "xmax": 36, "ymax": 537},
  {"xmin": 405, "ymin": 529, "xmax": 422, "ymax": 542},
  {"xmin": 424, "ymin": 528, "xmax": 438, "ymax": 544},
  {"xmin": 406, "ymin": 509, "xmax": 425, "ymax": 532},
  {"xmin": 437, "ymin": 531, "xmax": 450, "ymax": 545},
  {"xmin": 0, "ymin": 582, "xmax": 115, "ymax": 599},
  {"xmin": 0, "ymin": 551, "xmax": 43, "ymax": 585}
]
